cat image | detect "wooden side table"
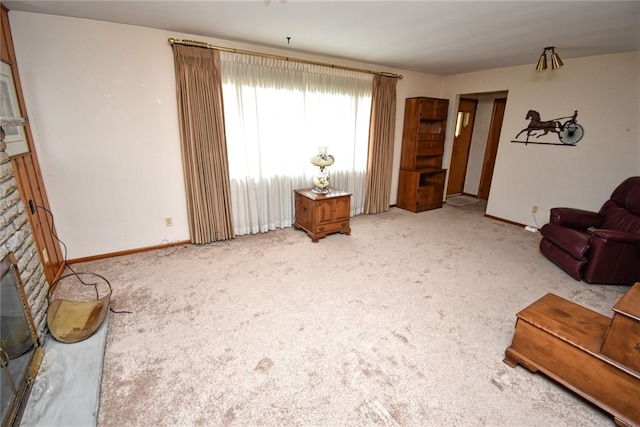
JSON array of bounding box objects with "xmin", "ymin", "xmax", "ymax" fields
[
  {"xmin": 293, "ymin": 188, "xmax": 351, "ymax": 242},
  {"xmin": 504, "ymin": 283, "xmax": 640, "ymax": 427}
]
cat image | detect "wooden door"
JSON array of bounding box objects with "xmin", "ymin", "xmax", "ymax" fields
[
  {"xmin": 447, "ymin": 98, "xmax": 477, "ymax": 195},
  {"xmin": 334, "ymin": 197, "xmax": 350, "ymax": 221},
  {"xmin": 316, "ymin": 200, "xmax": 334, "ymax": 224},
  {"xmin": 478, "ymin": 98, "xmax": 506, "ymax": 200}
]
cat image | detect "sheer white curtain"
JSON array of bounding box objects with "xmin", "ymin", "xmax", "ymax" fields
[{"xmin": 220, "ymin": 52, "xmax": 373, "ymax": 235}]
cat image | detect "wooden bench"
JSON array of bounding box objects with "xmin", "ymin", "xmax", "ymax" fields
[{"xmin": 504, "ymin": 283, "xmax": 640, "ymax": 427}]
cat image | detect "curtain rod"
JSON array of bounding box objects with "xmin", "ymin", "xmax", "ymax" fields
[{"xmin": 168, "ymin": 38, "xmax": 403, "ymax": 79}]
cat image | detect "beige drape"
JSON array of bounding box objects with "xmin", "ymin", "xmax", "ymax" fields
[
  {"xmin": 364, "ymin": 75, "xmax": 397, "ymax": 214},
  {"xmin": 171, "ymin": 44, "xmax": 235, "ymax": 243}
]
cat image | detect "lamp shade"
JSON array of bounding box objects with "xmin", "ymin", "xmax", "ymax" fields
[
  {"xmin": 310, "ymin": 146, "xmax": 334, "ymax": 168},
  {"xmin": 551, "ymin": 51, "xmax": 564, "ymax": 70},
  {"xmin": 536, "ymin": 53, "xmax": 547, "ymax": 71}
]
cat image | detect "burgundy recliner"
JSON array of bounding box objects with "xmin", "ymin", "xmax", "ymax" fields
[{"xmin": 539, "ymin": 176, "xmax": 640, "ymax": 285}]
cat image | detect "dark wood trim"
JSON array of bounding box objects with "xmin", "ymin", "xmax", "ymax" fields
[
  {"xmin": 71, "ymin": 213, "xmax": 522, "ymax": 267},
  {"xmin": 400, "ymin": 198, "xmax": 524, "ymax": 230},
  {"xmin": 0, "ymin": 5, "xmax": 10, "ymax": 64},
  {"xmin": 484, "ymin": 213, "xmax": 526, "ymax": 228},
  {"xmin": 67, "ymin": 240, "xmax": 192, "ymax": 264},
  {"xmin": 2, "ymin": 6, "xmax": 64, "ymax": 282}
]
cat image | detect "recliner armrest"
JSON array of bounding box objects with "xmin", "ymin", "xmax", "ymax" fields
[
  {"xmin": 540, "ymin": 223, "xmax": 591, "ymax": 259},
  {"xmin": 591, "ymin": 229, "xmax": 640, "ymax": 244},
  {"xmin": 549, "ymin": 207, "xmax": 604, "ymax": 229}
]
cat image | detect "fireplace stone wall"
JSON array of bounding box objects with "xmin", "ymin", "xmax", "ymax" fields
[{"xmin": 0, "ymin": 143, "xmax": 49, "ymax": 342}]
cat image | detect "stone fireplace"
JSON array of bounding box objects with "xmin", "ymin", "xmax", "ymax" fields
[
  {"xmin": 1, "ymin": 140, "xmax": 50, "ymax": 424},
  {"xmin": 0, "ymin": 145, "xmax": 49, "ymax": 339}
]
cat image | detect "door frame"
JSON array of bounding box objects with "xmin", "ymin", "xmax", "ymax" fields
[{"xmin": 447, "ymin": 91, "xmax": 508, "ymax": 203}]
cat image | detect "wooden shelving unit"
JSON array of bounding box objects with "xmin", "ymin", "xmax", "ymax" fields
[{"xmin": 397, "ymin": 97, "xmax": 449, "ymax": 213}]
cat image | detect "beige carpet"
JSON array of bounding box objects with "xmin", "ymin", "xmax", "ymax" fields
[
  {"xmin": 445, "ymin": 194, "xmax": 484, "ymax": 207},
  {"xmin": 66, "ymin": 205, "xmax": 628, "ymax": 426}
]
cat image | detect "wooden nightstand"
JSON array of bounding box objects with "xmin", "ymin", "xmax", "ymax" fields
[{"xmin": 293, "ymin": 188, "xmax": 351, "ymax": 242}]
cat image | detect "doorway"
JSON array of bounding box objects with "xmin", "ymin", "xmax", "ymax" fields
[
  {"xmin": 446, "ymin": 91, "xmax": 508, "ymax": 206},
  {"xmin": 447, "ymin": 98, "xmax": 477, "ymax": 195}
]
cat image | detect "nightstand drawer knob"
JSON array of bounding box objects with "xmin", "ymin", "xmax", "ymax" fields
[{"xmin": 635, "ymin": 342, "xmax": 640, "ymax": 351}]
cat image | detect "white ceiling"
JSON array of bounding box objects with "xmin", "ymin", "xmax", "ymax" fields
[{"xmin": 3, "ymin": 0, "xmax": 640, "ymax": 75}]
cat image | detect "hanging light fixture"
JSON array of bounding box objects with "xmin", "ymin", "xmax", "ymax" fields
[
  {"xmin": 536, "ymin": 47, "xmax": 563, "ymax": 71},
  {"xmin": 536, "ymin": 49, "xmax": 548, "ymax": 71},
  {"xmin": 550, "ymin": 48, "xmax": 564, "ymax": 70}
]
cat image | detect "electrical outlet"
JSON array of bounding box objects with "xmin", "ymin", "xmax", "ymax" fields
[
  {"xmin": 165, "ymin": 217, "xmax": 173, "ymax": 227},
  {"xmin": 531, "ymin": 205, "xmax": 539, "ymax": 214}
]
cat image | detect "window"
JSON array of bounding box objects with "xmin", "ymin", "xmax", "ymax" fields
[{"xmin": 220, "ymin": 53, "xmax": 372, "ymax": 235}]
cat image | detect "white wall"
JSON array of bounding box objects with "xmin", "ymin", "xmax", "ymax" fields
[
  {"xmin": 9, "ymin": 11, "xmax": 441, "ymax": 258},
  {"xmin": 10, "ymin": 13, "xmax": 189, "ymax": 258},
  {"xmin": 442, "ymin": 52, "xmax": 640, "ymax": 227},
  {"xmin": 10, "ymin": 12, "xmax": 639, "ymax": 257}
]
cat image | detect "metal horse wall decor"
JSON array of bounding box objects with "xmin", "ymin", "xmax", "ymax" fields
[{"xmin": 512, "ymin": 109, "xmax": 584, "ymax": 146}]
